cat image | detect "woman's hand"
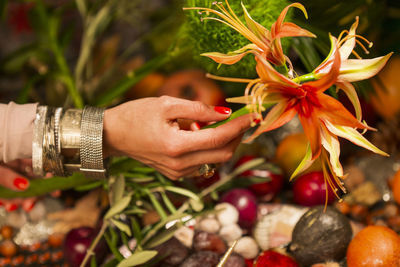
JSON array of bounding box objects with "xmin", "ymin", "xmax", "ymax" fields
[
  {"xmin": 0, "ymin": 160, "xmax": 35, "ymax": 212},
  {"xmin": 103, "ymin": 96, "xmax": 255, "ymax": 180}
]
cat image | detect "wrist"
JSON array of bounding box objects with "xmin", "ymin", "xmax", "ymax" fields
[{"xmin": 102, "ymin": 108, "xmax": 122, "ymax": 158}]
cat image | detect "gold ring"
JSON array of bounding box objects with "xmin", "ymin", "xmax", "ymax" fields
[{"xmin": 198, "ymin": 163, "xmax": 216, "ymax": 178}]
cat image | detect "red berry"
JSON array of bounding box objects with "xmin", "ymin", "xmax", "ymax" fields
[
  {"xmin": 236, "ymin": 156, "xmax": 284, "ymax": 199},
  {"xmin": 292, "ymin": 171, "xmax": 336, "ymax": 206},
  {"xmin": 255, "ymin": 250, "xmax": 299, "ymax": 267}
]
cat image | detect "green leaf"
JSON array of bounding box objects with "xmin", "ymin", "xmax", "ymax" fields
[
  {"xmin": 131, "ymin": 167, "xmax": 155, "ymax": 174},
  {"xmin": 160, "ymin": 192, "xmax": 177, "ymax": 214},
  {"xmin": 111, "ymin": 175, "xmax": 125, "ymax": 205},
  {"xmin": 75, "ymin": 180, "xmax": 104, "ymax": 192},
  {"xmin": 145, "ymin": 190, "xmax": 167, "ymax": 220},
  {"xmin": 0, "ymin": 173, "xmax": 91, "ymax": 198},
  {"xmin": 116, "ymin": 251, "xmax": 158, "ymax": 267},
  {"xmin": 105, "ymin": 195, "xmax": 132, "ymax": 219},
  {"xmin": 111, "ymin": 219, "xmax": 132, "ymax": 237},
  {"xmin": 165, "ymin": 186, "xmax": 200, "ymax": 201},
  {"xmin": 90, "ymin": 256, "xmax": 97, "ymax": 267},
  {"xmin": 124, "ymin": 208, "xmax": 147, "ymax": 215},
  {"xmin": 189, "ymin": 198, "xmax": 204, "ymax": 212},
  {"xmin": 145, "ymin": 225, "xmax": 178, "ymax": 249},
  {"xmin": 291, "ymin": 37, "xmax": 321, "ymax": 73},
  {"xmin": 130, "ymin": 217, "xmax": 143, "ymax": 244}
]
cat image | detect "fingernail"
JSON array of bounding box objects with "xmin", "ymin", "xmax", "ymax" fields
[
  {"xmin": 23, "ymin": 200, "xmax": 35, "ymax": 212},
  {"xmin": 0, "ymin": 201, "xmax": 3, "ymax": 207},
  {"xmin": 5, "ymin": 203, "xmax": 18, "ymax": 212},
  {"xmin": 193, "ymin": 122, "xmax": 201, "ymax": 130},
  {"xmin": 253, "ymin": 118, "xmax": 261, "ymax": 124},
  {"xmin": 13, "ymin": 177, "xmax": 29, "ymax": 190},
  {"xmin": 214, "ymin": 106, "xmax": 231, "ymax": 115}
]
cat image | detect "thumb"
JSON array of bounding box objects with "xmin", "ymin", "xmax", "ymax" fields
[
  {"xmin": 163, "ymin": 97, "xmax": 231, "ymax": 122},
  {"xmin": 0, "ymin": 165, "xmax": 30, "ymax": 191}
]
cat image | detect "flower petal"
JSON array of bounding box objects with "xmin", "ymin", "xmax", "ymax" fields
[
  {"xmin": 244, "ymin": 101, "xmax": 296, "ymax": 143},
  {"xmin": 317, "ymin": 93, "xmax": 372, "ymax": 130},
  {"xmin": 338, "ymin": 52, "xmax": 393, "ymax": 82},
  {"xmin": 276, "ymin": 22, "xmax": 316, "ymax": 39},
  {"xmin": 307, "ymin": 38, "xmax": 341, "ymax": 92},
  {"xmin": 226, "ymin": 93, "xmax": 284, "ymax": 104},
  {"xmin": 321, "ymin": 125, "xmax": 343, "ymax": 177},
  {"xmin": 290, "ymin": 144, "xmax": 315, "ymax": 180},
  {"xmin": 324, "ymin": 120, "xmax": 389, "ymax": 156},
  {"xmin": 339, "ymin": 17, "xmax": 359, "ymax": 61},
  {"xmin": 201, "ymin": 44, "xmax": 259, "ymax": 65},
  {"xmin": 241, "ymin": 2, "xmax": 269, "ymax": 42},
  {"xmin": 255, "ymin": 53, "xmax": 299, "ymax": 87},
  {"xmin": 271, "ymin": 3, "xmax": 309, "ymax": 37},
  {"xmin": 298, "ymin": 113, "xmax": 322, "ymax": 160},
  {"xmin": 335, "ymin": 81, "xmax": 362, "ymax": 120}
]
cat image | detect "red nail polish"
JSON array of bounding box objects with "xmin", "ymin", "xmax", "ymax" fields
[
  {"xmin": 5, "ymin": 203, "xmax": 18, "ymax": 212},
  {"xmin": 214, "ymin": 106, "xmax": 231, "ymax": 115},
  {"xmin": 13, "ymin": 177, "xmax": 29, "ymax": 190},
  {"xmin": 0, "ymin": 201, "xmax": 3, "ymax": 206},
  {"xmin": 253, "ymin": 119, "xmax": 261, "ymax": 124},
  {"xmin": 193, "ymin": 122, "xmax": 201, "ymax": 130}
]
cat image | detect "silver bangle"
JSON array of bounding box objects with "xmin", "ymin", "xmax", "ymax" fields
[
  {"xmin": 32, "ymin": 106, "xmax": 48, "ymax": 177},
  {"xmin": 80, "ymin": 106, "xmax": 107, "ymax": 179}
]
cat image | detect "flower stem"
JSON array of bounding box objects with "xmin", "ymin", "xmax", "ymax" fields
[{"xmin": 293, "ymin": 73, "xmax": 317, "ymax": 83}]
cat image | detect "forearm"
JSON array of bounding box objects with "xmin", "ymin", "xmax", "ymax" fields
[{"xmin": 0, "ymin": 102, "xmax": 38, "ymax": 163}]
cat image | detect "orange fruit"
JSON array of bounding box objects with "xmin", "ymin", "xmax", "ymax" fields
[
  {"xmin": 370, "ymin": 56, "xmax": 400, "ymax": 120},
  {"xmin": 392, "ymin": 169, "xmax": 400, "ymax": 205},
  {"xmin": 347, "ymin": 225, "xmax": 400, "ymax": 267},
  {"xmin": 274, "ymin": 133, "xmax": 321, "ymax": 177}
]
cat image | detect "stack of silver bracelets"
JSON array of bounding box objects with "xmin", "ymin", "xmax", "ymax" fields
[{"xmin": 32, "ymin": 106, "xmax": 108, "ymax": 179}]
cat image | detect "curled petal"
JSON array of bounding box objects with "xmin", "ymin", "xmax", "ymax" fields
[
  {"xmin": 290, "ymin": 144, "xmax": 315, "ymax": 180},
  {"xmin": 201, "ymin": 44, "xmax": 259, "ymax": 65},
  {"xmin": 321, "ymin": 125, "xmax": 343, "ymax": 177},
  {"xmin": 339, "ymin": 52, "xmax": 393, "ymax": 82},
  {"xmin": 276, "ymin": 22, "xmax": 316, "ymax": 39},
  {"xmin": 315, "ymin": 34, "xmax": 338, "ymax": 72},
  {"xmin": 336, "ymin": 81, "xmax": 362, "ymax": 120},
  {"xmin": 317, "ymin": 93, "xmax": 373, "ymax": 130},
  {"xmin": 324, "ymin": 120, "xmax": 389, "ymax": 156},
  {"xmin": 244, "ymin": 101, "xmax": 296, "ymax": 143},
  {"xmin": 271, "ymin": 3, "xmax": 309, "ymax": 37},
  {"xmin": 339, "ymin": 17, "xmax": 359, "ymax": 61},
  {"xmin": 298, "ymin": 113, "xmax": 322, "ymax": 160}
]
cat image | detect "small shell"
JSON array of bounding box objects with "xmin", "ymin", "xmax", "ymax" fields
[
  {"xmin": 198, "ymin": 218, "xmax": 220, "ymax": 234},
  {"xmin": 216, "ymin": 203, "xmax": 239, "ymax": 226},
  {"xmin": 233, "ymin": 236, "xmax": 259, "ymax": 260},
  {"xmin": 174, "ymin": 226, "xmax": 194, "ymax": 248},
  {"xmin": 219, "ymin": 223, "xmax": 242, "ymax": 243},
  {"xmin": 254, "ymin": 205, "xmax": 307, "ymax": 250}
]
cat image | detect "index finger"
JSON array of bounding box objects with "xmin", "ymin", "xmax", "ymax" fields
[{"xmin": 177, "ymin": 113, "xmax": 254, "ymax": 152}]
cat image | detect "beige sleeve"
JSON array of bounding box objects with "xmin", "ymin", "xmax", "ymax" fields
[{"xmin": 0, "ymin": 102, "xmax": 38, "ymax": 163}]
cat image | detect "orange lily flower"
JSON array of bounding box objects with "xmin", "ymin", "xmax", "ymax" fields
[
  {"xmin": 222, "ymin": 20, "xmax": 391, "ymax": 197},
  {"xmin": 183, "ymin": 1, "xmax": 315, "ymax": 67}
]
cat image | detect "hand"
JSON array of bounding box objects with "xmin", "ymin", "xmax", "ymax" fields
[
  {"xmin": 0, "ymin": 160, "xmax": 35, "ymax": 212},
  {"xmin": 103, "ymin": 96, "xmax": 254, "ymax": 180}
]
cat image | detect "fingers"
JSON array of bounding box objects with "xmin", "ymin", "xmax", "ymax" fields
[
  {"xmin": 0, "ymin": 165, "xmax": 30, "ymax": 191},
  {"xmin": 160, "ymin": 96, "xmax": 231, "ymax": 122},
  {"xmin": 0, "ymin": 198, "xmax": 36, "ymax": 212},
  {"xmin": 175, "ymin": 113, "xmax": 254, "ymax": 154}
]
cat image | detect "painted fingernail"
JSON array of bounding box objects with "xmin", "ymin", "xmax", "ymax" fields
[
  {"xmin": 23, "ymin": 200, "xmax": 35, "ymax": 212},
  {"xmin": 214, "ymin": 106, "xmax": 231, "ymax": 115},
  {"xmin": 253, "ymin": 118, "xmax": 261, "ymax": 124},
  {"xmin": 13, "ymin": 177, "xmax": 29, "ymax": 190},
  {"xmin": 193, "ymin": 122, "xmax": 201, "ymax": 130},
  {"xmin": 5, "ymin": 203, "xmax": 18, "ymax": 212},
  {"xmin": 0, "ymin": 201, "xmax": 3, "ymax": 207}
]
